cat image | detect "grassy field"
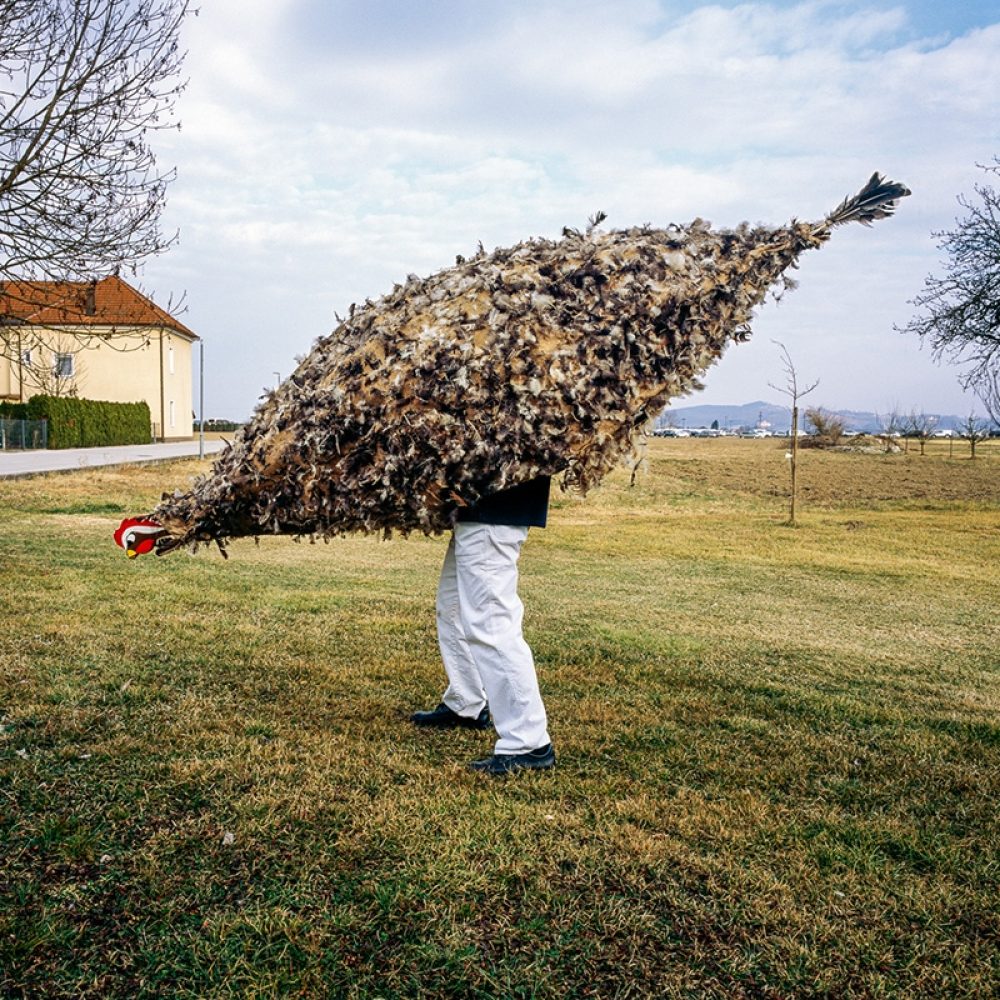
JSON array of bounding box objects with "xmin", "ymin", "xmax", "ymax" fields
[{"xmin": 1, "ymin": 438, "xmax": 997, "ymax": 998}]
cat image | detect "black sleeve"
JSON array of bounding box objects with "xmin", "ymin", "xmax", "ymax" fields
[{"xmin": 456, "ymin": 476, "xmax": 551, "ymax": 528}]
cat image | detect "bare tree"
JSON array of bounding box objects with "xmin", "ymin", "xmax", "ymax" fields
[
  {"xmin": 874, "ymin": 407, "xmax": 904, "ymax": 454},
  {"xmin": 803, "ymin": 406, "xmax": 846, "ymax": 448},
  {"xmin": 898, "ymin": 161, "xmax": 1000, "ymax": 425},
  {"xmin": 958, "ymin": 413, "xmax": 991, "ymax": 459},
  {"xmin": 0, "ymin": 0, "xmax": 191, "ymax": 367},
  {"xmin": 769, "ymin": 341, "xmax": 818, "ymax": 525},
  {"xmin": 628, "ymin": 425, "xmax": 649, "ymax": 487},
  {"xmin": 906, "ymin": 410, "xmax": 938, "ymax": 456},
  {"xmin": 17, "ymin": 333, "xmax": 85, "ymax": 396}
]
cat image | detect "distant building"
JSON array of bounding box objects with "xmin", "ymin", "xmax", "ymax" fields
[{"xmin": 0, "ymin": 276, "xmax": 198, "ymax": 440}]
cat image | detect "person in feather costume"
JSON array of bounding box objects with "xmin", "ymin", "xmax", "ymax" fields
[
  {"xmin": 116, "ymin": 172, "xmax": 909, "ymax": 559},
  {"xmin": 115, "ymin": 172, "xmax": 909, "ymax": 775}
]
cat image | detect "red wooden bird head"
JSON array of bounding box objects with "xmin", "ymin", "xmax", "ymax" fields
[{"xmin": 114, "ymin": 517, "xmax": 165, "ymax": 559}]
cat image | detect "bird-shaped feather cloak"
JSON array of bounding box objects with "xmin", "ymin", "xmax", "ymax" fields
[{"xmin": 142, "ymin": 173, "xmax": 909, "ymax": 556}]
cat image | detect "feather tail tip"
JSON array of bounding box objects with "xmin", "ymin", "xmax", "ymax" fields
[{"xmin": 825, "ymin": 172, "xmax": 911, "ymax": 228}]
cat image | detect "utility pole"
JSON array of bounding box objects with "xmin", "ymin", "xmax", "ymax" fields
[
  {"xmin": 198, "ymin": 341, "xmax": 205, "ymax": 460},
  {"xmin": 159, "ymin": 329, "xmax": 165, "ymax": 442}
]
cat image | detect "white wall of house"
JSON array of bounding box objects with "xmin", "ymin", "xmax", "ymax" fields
[
  {"xmin": 1, "ymin": 327, "xmax": 197, "ymax": 439},
  {"xmin": 0, "ymin": 354, "xmax": 13, "ymax": 398}
]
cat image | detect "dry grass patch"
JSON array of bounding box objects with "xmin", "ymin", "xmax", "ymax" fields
[
  {"xmin": 642, "ymin": 435, "xmax": 999, "ymax": 508},
  {"xmin": 1, "ymin": 441, "xmax": 998, "ymax": 998}
]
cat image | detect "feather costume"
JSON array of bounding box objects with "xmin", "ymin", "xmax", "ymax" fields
[{"xmin": 146, "ymin": 173, "xmax": 909, "ymax": 555}]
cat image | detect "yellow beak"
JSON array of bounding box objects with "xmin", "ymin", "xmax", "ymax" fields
[{"xmin": 126, "ymin": 549, "xmax": 138, "ymax": 559}]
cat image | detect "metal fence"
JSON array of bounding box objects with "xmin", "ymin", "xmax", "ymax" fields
[{"xmin": 0, "ymin": 419, "xmax": 48, "ymax": 451}]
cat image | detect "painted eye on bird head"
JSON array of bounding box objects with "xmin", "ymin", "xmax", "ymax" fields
[{"xmin": 114, "ymin": 517, "xmax": 164, "ymax": 558}]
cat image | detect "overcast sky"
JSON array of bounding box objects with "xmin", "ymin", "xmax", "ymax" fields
[{"xmin": 147, "ymin": 0, "xmax": 1000, "ymax": 421}]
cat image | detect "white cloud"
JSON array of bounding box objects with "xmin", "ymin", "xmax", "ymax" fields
[{"xmin": 144, "ymin": 1, "xmax": 1000, "ymax": 419}]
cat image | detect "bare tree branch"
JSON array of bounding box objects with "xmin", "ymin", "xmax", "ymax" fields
[
  {"xmin": 897, "ymin": 160, "xmax": 1000, "ymax": 420},
  {"xmin": 768, "ymin": 341, "xmax": 820, "ymax": 405},
  {"xmin": 972, "ymin": 373, "xmax": 1000, "ymax": 427},
  {"xmin": 0, "ymin": 0, "xmax": 192, "ymax": 367}
]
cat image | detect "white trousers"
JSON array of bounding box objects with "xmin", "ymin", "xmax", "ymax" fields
[{"xmin": 437, "ymin": 522, "xmax": 551, "ymax": 755}]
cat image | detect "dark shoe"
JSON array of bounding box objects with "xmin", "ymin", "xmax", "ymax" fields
[
  {"xmin": 469, "ymin": 743, "xmax": 556, "ymax": 775},
  {"xmin": 410, "ymin": 702, "xmax": 492, "ymax": 730}
]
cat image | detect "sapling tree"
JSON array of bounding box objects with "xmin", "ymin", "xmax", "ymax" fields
[
  {"xmin": 769, "ymin": 341, "xmax": 818, "ymax": 525},
  {"xmin": 959, "ymin": 413, "xmax": 991, "ymax": 459},
  {"xmin": 875, "ymin": 408, "xmax": 904, "ymax": 453},
  {"xmin": 629, "ymin": 426, "xmax": 650, "ymax": 487},
  {"xmin": 906, "ymin": 410, "xmax": 938, "ymax": 456}
]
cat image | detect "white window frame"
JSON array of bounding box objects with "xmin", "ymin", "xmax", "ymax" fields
[
  {"xmin": 54, "ymin": 353, "xmax": 75, "ymax": 378},
  {"xmin": 169, "ymin": 399, "xmax": 175, "ymax": 428}
]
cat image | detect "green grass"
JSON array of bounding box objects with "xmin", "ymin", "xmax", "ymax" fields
[{"xmin": 1, "ymin": 440, "xmax": 998, "ymax": 998}]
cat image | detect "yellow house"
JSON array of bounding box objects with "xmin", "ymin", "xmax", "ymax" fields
[{"xmin": 0, "ymin": 276, "xmax": 198, "ymax": 440}]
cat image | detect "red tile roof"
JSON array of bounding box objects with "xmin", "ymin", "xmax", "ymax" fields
[{"xmin": 0, "ymin": 276, "xmax": 198, "ymax": 340}]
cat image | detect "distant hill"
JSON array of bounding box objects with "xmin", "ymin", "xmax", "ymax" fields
[{"xmin": 657, "ymin": 400, "xmax": 968, "ymax": 434}]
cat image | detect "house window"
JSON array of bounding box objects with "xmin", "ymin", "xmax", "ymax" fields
[
  {"xmin": 169, "ymin": 400, "xmax": 175, "ymax": 428},
  {"xmin": 54, "ymin": 353, "xmax": 74, "ymax": 378},
  {"xmin": 168, "ymin": 345, "xmax": 175, "ymax": 375},
  {"xmin": 21, "ymin": 349, "xmax": 32, "ymax": 366}
]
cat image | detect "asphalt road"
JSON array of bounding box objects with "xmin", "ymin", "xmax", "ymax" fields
[{"xmin": 0, "ymin": 439, "xmax": 226, "ymax": 478}]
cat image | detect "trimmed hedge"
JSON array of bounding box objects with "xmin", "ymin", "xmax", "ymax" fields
[
  {"xmin": 0, "ymin": 401, "xmax": 29, "ymax": 420},
  {"xmin": 24, "ymin": 395, "xmax": 152, "ymax": 449}
]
